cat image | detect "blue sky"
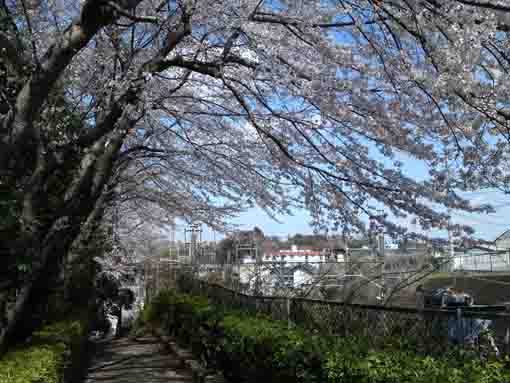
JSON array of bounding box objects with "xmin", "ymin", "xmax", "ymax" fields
[
  {"xmin": 183, "ymin": 197, "xmax": 510, "ymax": 242},
  {"xmin": 181, "ymin": 151, "xmax": 510, "ymax": 243},
  {"xmin": 167, "ymin": 125, "xmax": 510, "ymax": 243},
  {"xmin": 176, "ymin": 190, "xmax": 510, "ymax": 243},
  {"xmin": 220, "ymin": 187, "xmax": 510, "ymax": 243}
]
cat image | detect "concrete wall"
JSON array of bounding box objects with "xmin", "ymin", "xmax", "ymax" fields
[{"xmin": 496, "ymin": 238, "xmax": 510, "ymax": 250}]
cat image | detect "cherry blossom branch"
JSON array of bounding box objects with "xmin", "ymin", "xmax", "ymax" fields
[
  {"xmin": 74, "ymin": 10, "xmax": 195, "ymax": 149},
  {"xmin": 0, "ymin": 0, "xmax": 145, "ymax": 167},
  {"xmin": 0, "ymin": 0, "xmax": 25, "ymax": 62},
  {"xmin": 454, "ymin": 0, "xmax": 510, "ymax": 12},
  {"xmin": 154, "ymin": 56, "xmax": 222, "ymax": 76},
  {"xmin": 106, "ymin": 1, "xmax": 159, "ymax": 24},
  {"xmin": 223, "ymin": 80, "xmax": 399, "ymax": 193},
  {"xmin": 251, "ymin": 12, "xmax": 385, "ymax": 29},
  {"xmin": 229, "ymin": 76, "xmax": 399, "ymax": 185},
  {"xmin": 76, "ymin": 91, "xmax": 140, "ymax": 148},
  {"xmin": 19, "ymin": 0, "xmax": 39, "ymax": 68}
]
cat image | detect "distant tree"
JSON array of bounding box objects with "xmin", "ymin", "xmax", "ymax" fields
[
  {"xmin": 288, "ymin": 233, "xmax": 331, "ymax": 248},
  {"xmin": 217, "ymin": 227, "xmax": 265, "ymax": 263},
  {"xmin": 350, "ymin": 237, "xmax": 371, "ymax": 249},
  {"xmin": 268, "ymin": 236, "xmax": 283, "ymax": 244}
]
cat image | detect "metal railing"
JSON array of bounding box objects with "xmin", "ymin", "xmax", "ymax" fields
[{"xmin": 451, "ymin": 250, "xmax": 510, "ymax": 272}]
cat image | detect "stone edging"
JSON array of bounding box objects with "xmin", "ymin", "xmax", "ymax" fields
[{"xmin": 151, "ymin": 328, "xmax": 226, "ymax": 383}]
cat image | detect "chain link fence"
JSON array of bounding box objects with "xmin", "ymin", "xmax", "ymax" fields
[
  {"xmin": 176, "ymin": 275, "xmax": 510, "ymax": 359},
  {"xmin": 142, "ymin": 254, "xmax": 510, "ymax": 359}
]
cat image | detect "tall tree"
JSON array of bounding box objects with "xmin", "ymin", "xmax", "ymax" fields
[{"xmin": 2, "ymin": 0, "xmax": 510, "ymax": 350}]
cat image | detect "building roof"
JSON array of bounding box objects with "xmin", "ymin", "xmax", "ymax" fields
[
  {"xmin": 265, "ymin": 251, "xmax": 323, "ymax": 257},
  {"xmin": 495, "ymin": 229, "xmax": 510, "ymax": 243}
]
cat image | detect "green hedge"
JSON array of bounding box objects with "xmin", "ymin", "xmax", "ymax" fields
[
  {"xmin": 144, "ymin": 289, "xmax": 510, "ymax": 383},
  {"xmin": 0, "ymin": 315, "xmax": 90, "ymax": 383}
]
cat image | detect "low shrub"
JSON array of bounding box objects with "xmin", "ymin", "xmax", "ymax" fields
[
  {"xmin": 129, "ymin": 312, "xmax": 148, "ymax": 338},
  {"xmin": 143, "ymin": 289, "xmax": 510, "ymax": 383},
  {"xmin": 142, "ymin": 289, "xmax": 179, "ymax": 325},
  {"xmin": 0, "ymin": 314, "xmax": 90, "ymax": 383},
  {"xmin": 324, "ymin": 348, "xmax": 510, "ymax": 383}
]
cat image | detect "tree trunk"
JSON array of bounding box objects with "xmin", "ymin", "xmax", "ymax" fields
[
  {"xmin": 0, "ymin": 218, "xmax": 78, "ymax": 352},
  {"xmin": 0, "ymin": 128, "xmax": 128, "ymax": 352}
]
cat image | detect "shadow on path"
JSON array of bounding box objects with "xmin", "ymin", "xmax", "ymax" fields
[{"xmin": 84, "ymin": 336, "xmax": 193, "ymax": 383}]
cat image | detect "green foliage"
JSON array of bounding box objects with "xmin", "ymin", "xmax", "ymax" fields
[
  {"xmin": 0, "ymin": 343, "xmax": 65, "ymax": 383},
  {"xmin": 0, "ymin": 184, "xmax": 19, "ymax": 229},
  {"xmin": 144, "ymin": 290, "xmax": 510, "ymax": 383},
  {"xmin": 216, "ymin": 313, "xmax": 328, "ymax": 382},
  {"xmin": 289, "ymin": 233, "xmax": 329, "ymax": 248},
  {"xmin": 0, "ymin": 315, "xmax": 89, "ymax": 383},
  {"xmin": 0, "ymin": 180, "xmax": 23, "ymax": 281},
  {"xmin": 324, "ymin": 349, "xmax": 510, "ymax": 383},
  {"xmin": 32, "ymin": 317, "xmax": 87, "ymax": 345},
  {"xmin": 143, "ymin": 289, "xmax": 179, "ymax": 324},
  {"xmin": 129, "ymin": 313, "xmax": 148, "ymax": 338}
]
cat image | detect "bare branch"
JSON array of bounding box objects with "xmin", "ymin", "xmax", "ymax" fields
[
  {"xmin": 154, "ymin": 56, "xmax": 222, "ymax": 77},
  {"xmin": 106, "ymin": 1, "xmax": 159, "ymax": 24},
  {"xmin": 252, "ymin": 12, "xmax": 384, "ymax": 28},
  {"xmin": 19, "ymin": 0, "xmax": 39, "ymax": 68}
]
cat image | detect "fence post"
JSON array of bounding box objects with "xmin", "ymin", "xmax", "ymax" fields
[
  {"xmin": 286, "ymin": 297, "xmax": 292, "ymax": 329},
  {"xmin": 505, "ymin": 303, "xmax": 510, "ymax": 355},
  {"xmin": 155, "ymin": 259, "xmax": 160, "ymax": 294},
  {"xmin": 456, "ymin": 307, "xmax": 463, "ymax": 345}
]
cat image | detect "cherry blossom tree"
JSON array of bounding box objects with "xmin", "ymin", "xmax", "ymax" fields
[{"xmin": 2, "ymin": 0, "xmax": 510, "ymax": 350}]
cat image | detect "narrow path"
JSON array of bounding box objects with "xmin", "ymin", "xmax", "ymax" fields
[{"xmin": 84, "ymin": 336, "xmax": 193, "ymax": 383}]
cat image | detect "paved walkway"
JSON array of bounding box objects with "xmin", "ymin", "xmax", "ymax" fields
[{"xmin": 84, "ymin": 336, "xmax": 193, "ymax": 383}]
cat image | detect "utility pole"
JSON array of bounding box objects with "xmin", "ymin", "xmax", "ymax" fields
[
  {"xmin": 225, "ymin": 249, "xmax": 232, "ymax": 288},
  {"xmin": 445, "ymin": 152, "xmax": 455, "ymax": 284},
  {"xmin": 253, "ymin": 229, "xmax": 263, "ymax": 295},
  {"xmin": 377, "ymin": 210, "xmax": 385, "ymax": 300},
  {"xmin": 343, "ymin": 229, "xmax": 350, "ymax": 273},
  {"xmin": 342, "ymin": 229, "xmax": 351, "ymax": 300},
  {"xmin": 377, "ymin": 212, "xmax": 385, "ymax": 260},
  {"xmin": 254, "ymin": 244, "xmax": 262, "ymax": 295},
  {"xmin": 369, "ymin": 215, "xmax": 377, "ymax": 259},
  {"xmin": 370, "ymin": 210, "xmax": 386, "ymax": 301},
  {"xmin": 234, "ymin": 229, "xmax": 262, "ymax": 294},
  {"xmin": 185, "ymin": 223, "xmax": 202, "ymax": 275}
]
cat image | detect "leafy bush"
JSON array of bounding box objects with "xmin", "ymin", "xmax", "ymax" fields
[
  {"xmin": 0, "ymin": 315, "xmax": 90, "ymax": 383},
  {"xmin": 324, "ymin": 348, "xmax": 510, "ymax": 383},
  {"xmin": 143, "ymin": 289, "xmax": 179, "ymax": 324},
  {"xmin": 143, "ymin": 290, "xmax": 510, "ymax": 383}
]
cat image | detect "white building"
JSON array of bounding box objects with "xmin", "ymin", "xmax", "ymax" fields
[
  {"xmin": 238, "ymin": 245, "xmax": 345, "ymax": 293},
  {"xmin": 449, "ymin": 230, "xmax": 510, "ymax": 272}
]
